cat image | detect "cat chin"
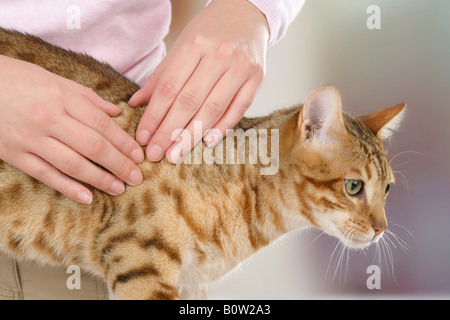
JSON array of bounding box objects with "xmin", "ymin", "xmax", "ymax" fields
[
  {"xmin": 345, "ymin": 234, "xmax": 385, "ymax": 249},
  {"xmin": 344, "ymin": 238, "xmax": 373, "ymax": 249}
]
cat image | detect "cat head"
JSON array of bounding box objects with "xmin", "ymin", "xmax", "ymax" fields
[{"xmin": 293, "ymin": 86, "xmax": 405, "ymax": 249}]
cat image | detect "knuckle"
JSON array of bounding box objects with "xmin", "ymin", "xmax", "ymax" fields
[
  {"xmin": 95, "ymin": 116, "xmax": 111, "ymax": 135},
  {"xmin": 235, "ymin": 51, "xmax": 250, "ymax": 66},
  {"xmin": 63, "ymin": 157, "xmax": 82, "ymax": 176},
  {"xmin": 177, "ymin": 92, "xmax": 200, "ymax": 113},
  {"xmin": 158, "ymin": 80, "xmax": 179, "ymax": 100},
  {"xmin": 204, "ymin": 101, "xmax": 224, "ymax": 119},
  {"xmin": 141, "ymin": 114, "xmax": 160, "ymax": 134},
  {"xmin": 236, "ymin": 100, "xmax": 252, "ymax": 117},
  {"xmin": 59, "ymin": 182, "xmax": 74, "ymax": 199},
  {"xmin": 89, "ymin": 138, "xmax": 107, "ymax": 157},
  {"xmin": 155, "ymin": 127, "xmax": 174, "ymax": 143},
  {"xmin": 116, "ymin": 158, "xmax": 134, "ymax": 179},
  {"xmin": 253, "ymin": 64, "xmax": 265, "ymax": 80},
  {"xmin": 95, "ymin": 174, "xmax": 116, "ymax": 191},
  {"xmin": 47, "ymin": 83, "xmax": 65, "ymax": 100},
  {"xmin": 35, "ymin": 168, "xmax": 52, "ymax": 184},
  {"xmin": 190, "ymin": 32, "xmax": 204, "ymax": 47},
  {"xmin": 28, "ymin": 104, "xmax": 54, "ymax": 126},
  {"xmin": 215, "ymin": 41, "xmax": 234, "ymax": 59}
]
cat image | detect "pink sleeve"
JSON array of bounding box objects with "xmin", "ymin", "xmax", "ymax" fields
[
  {"xmin": 246, "ymin": 0, "xmax": 305, "ymax": 46},
  {"xmin": 206, "ymin": 0, "xmax": 305, "ymax": 46}
]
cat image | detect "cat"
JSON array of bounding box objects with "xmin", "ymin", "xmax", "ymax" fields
[{"xmin": 0, "ymin": 28, "xmax": 405, "ymax": 300}]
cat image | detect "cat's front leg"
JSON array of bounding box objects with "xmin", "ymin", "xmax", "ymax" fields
[
  {"xmin": 100, "ymin": 239, "xmax": 183, "ymax": 300},
  {"xmin": 105, "ymin": 259, "xmax": 181, "ymax": 300}
]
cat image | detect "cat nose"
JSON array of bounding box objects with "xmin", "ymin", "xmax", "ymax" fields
[{"xmin": 373, "ymin": 225, "xmax": 386, "ymax": 238}]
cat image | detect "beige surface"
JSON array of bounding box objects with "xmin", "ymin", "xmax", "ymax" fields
[{"xmin": 0, "ymin": 256, "xmax": 108, "ymax": 300}]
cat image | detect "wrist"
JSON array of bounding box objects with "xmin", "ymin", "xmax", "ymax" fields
[{"xmin": 206, "ymin": 0, "xmax": 270, "ymax": 45}]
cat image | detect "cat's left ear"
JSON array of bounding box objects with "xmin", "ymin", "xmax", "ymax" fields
[
  {"xmin": 298, "ymin": 85, "xmax": 347, "ymax": 145},
  {"xmin": 358, "ymin": 103, "xmax": 406, "ymax": 141}
]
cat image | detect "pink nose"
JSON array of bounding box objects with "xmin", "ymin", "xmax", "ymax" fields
[{"xmin": 373, "ymin": 225, "xmax": 386, "ymax": 238}]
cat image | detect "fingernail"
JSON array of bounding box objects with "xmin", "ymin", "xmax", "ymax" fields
[
  {"xmin": 77, "ymin": 191, "xmax": 93, "ymax": 204},
  {"xmin": 128, "ymin": 168, "xmax": 143, "ymax": 186},
  {"xmin": 110, "ymin": 180, "xmax": 125, "ymax": 195},
  {"xmin": 147, "ymin": 144, "xmax": 164, "ymax": 162},
  {"xmin": 137, "ymin": 130, "xmax": 150, "ymax": 145},
  {"xmin": 131, "ymin": 148, "xmax": 144, "ymax": 163},
  {"xmin": 129, "ymin": 89, "xmax": 141, "ymax": 103},
  {"xmin": 107, "ymin": 102, "xmax": 121, "ymax": 114}
]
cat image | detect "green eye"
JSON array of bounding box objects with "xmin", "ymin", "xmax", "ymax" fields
[{"xmin": 345, "ymin": 179, "xmax": 363, "ymax": 196}]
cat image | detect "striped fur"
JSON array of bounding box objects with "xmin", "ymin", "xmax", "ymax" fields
[{"xmin": 0, "ymin": 29, "xmax": 405, "ymax": 299}]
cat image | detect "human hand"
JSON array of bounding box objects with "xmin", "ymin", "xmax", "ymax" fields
[
  {"xmin": 0, "ymin": 56, "xmax": 144, "ymax": 204},
  {"xmin": 129, "ymin": 0, "xmax": 269, "ymax": 163}
]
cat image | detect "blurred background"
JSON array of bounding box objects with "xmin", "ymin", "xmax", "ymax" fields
[{"xmin": 171, "ymin": 0, "xmax": 450, "ymax": 299}]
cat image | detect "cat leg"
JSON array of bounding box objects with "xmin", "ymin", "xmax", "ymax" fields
[
  {"xmin": 100, "ymin": 239, "xmax": 183, "ymax": 300},
  {"xmin": 105, "ymin": 256, "xmax": 181, "ymax": 300}
]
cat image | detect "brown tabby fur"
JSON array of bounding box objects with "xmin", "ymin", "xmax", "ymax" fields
[{"xmin": 0, "ymin": 28, "xmax": 405, "ymax": 299}]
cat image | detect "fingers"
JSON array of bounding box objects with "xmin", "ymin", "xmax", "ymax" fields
[
  {"xmin": 165, "ymin": 66, "xmax": 245, "ymax": 163},
  {"xmin": 69, "ymin": 79, "xmax": 121, "ymax": 116},
  {"xmin": 202, "ymin": 76, "xmax": 262, "ymax": 148},
  {"xmin": 146, "ymin": 57, "xmax": 227, "ymax": 161},
  {"xmin": 0, "ymin": 58, "xmax": 144, "ymax": 204},
  {"xmin": 12, "ymin": 152, "xmax": 94, "ymax": 204},
  {"xmin": 58, "ymin": 101, "xmax": 144, "ymax": 186},
  {"xmin": 65, "ymin": 93, "xmax": 144, "ymax": 164},
  {"xmin": 134, "ymin": 49, "xmax": 201, "ymax": 147},
  {"xmin": 136, "ymin": 56, "xmax": 263, "ymax": 163},
  {"xmin": 30, "ymin": 136, "xmax": 128, "ymax": 196},
  {"xmin": 129, "ymin": 3, "xmax": 268, "ymax": 164},
  {"xmin": 166, "ymin": 63, "xmax": 263, "ymax": 163}
]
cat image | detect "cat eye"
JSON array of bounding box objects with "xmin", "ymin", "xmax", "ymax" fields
[
  {"xmin": 385, "ymin": 184, "xmax": 391, "ymax": 196},
  {"xmin": 345, "ymin": 179, "xmax": 363, "ymax": 196}
]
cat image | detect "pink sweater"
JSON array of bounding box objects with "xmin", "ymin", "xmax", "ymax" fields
[{"xmin": 0, "ymin": 0, "xmax": 304, "ymax": 86}]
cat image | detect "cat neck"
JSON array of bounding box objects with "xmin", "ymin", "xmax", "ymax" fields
[{"xmin": 219, "ymin": 106, "xmax": 314, "ymax": 250}]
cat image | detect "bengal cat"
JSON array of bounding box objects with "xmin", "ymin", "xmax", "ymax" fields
[{"xmin": 0, "ymin": 28, "xmax": 405, "ymax": 299}]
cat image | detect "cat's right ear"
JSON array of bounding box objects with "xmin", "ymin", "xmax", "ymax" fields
[{"xmin": 298, "ymin": 85, "xmax": 347, "ymax": 147}]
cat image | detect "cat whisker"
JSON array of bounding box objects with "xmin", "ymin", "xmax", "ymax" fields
[
  {"xmin": 327, "ymin": 230, "xmax": 352, "ymax": 287},
  {"xmin": 306, "ymin": 223, "xmax": 347, "ymax": 249},
  {"xmin": 392, "ymin": 170, "xmax": 410, "ymax": 196},
  {"xmin": 342, "ymin": 232, "xmax": 352, "ymax": 285},
  {"xmin": 325, "ymin": 234, "xmax": 344, "ymax": 286},
  {"xmin": 385, "ymin": 229, "xmax": 409, "ymax": 253},
  {"xmin": 381, "ymin": 235, "xmax": 398, "ymax": 286},
  {"xmin": 388, "ymin": 150, "xmax": 423, "ymax": 165},
  {"xmin": 391, "ymin": 160, "xmax": 413, "ymax": 170},
  {"xmin": 386, "ymin": 221, "xmax": 412, "ymax": 252},
  {"xmin": 390, "ymin": 223, "xmax": 413, "ymax": 237}
]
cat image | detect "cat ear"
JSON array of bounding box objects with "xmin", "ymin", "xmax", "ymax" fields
[
  {"xmin": 358, "ymin": 103, "xmax": 406, "ymax": 141},
  {"xmin": 298, "ymin": 85, "xmax": 347, "ymax": 144}
]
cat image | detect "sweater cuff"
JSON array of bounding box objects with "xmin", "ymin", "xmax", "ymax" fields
[{"xmin": 206, "ymin": 0, "xmax": 305, "ymax": 46}]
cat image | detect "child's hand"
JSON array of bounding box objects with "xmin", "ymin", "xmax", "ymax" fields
[
  {"xmin": 0, "ymin": 56, "xmax": 144, "ymax": 204},
  {"xmin": 129, "ymin": 0, "xmax": 269, "ymax": 163}
]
